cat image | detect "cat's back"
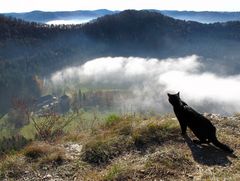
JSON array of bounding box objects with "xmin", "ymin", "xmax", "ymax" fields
[{"xmin": 183, "ymin": 105, "xmax": 215, "ymax": 129}]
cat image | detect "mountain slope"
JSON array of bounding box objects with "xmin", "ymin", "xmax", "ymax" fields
[{"xmin": 82, "ymin": 10, "xmax": 240, "ymax": 58}]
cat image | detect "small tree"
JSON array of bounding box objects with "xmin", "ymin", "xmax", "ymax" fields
[
  {"xmin": 10, "ymin": 97, "xmax": 31, "ymax": 128},
  {"xmin": 11, "ymin": 97, "xmax": 79, "ymax": 141},
  {"xmin": 31, "ymin": 111, "xmax": 79, "ymax": 141}
]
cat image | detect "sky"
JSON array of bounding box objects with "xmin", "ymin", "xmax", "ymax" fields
[{"xmin": 0, "ymin": 0, "xmax": 240, "ymax": 13}]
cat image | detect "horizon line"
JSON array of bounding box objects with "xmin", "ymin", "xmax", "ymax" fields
[{"xmin": 2, "ymin": 9, "xmax": 240, "ymax": 14}]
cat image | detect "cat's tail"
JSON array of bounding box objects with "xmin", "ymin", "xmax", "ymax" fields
[{"xmin": 211, "ymin": 137, "xmax": 233, "ymax": 153}]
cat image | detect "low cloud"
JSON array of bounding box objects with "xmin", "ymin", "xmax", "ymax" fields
[
  {"xmin": 47, "ymin": 55, "xmax": 240, "ymax": 114},
  {"xmin": 46, "ymin": 18, "xmax": 94, "ymax": 25}
]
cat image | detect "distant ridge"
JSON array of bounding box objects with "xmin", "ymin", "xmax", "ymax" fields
[
  {"xmin": 159, "ymin": 10, "xmax": 240, "ymax": 23},
  {"xmin": 2, "ymin": 9, "xmax": 118, "ymax": 24},
  {"xmin": 3, "ymin": 9, "xmax": 240, "ymax": 24}
]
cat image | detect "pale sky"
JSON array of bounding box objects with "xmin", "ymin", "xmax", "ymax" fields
[{"xmin": 0, "ymin": 0, "xmax": 239, "ymax": 13}]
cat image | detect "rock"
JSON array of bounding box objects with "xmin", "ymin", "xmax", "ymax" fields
[
  {"xmin": 64, "ymin": 143, "xmax": 82, "ymax": 154},
  {"xmin": 62, "ymin": 142, "xmax": 83, "ymax": 160},
  {"xmin": 69, "ymin": 144, "xmax": 82, "ymax": 153},
  {"xmin": 43, "ymin": 166, "xmax": 49, "ymax": 171},
  {"xmin": 43, "ymin": 174, "xmax": 52, "ymax": 180}
]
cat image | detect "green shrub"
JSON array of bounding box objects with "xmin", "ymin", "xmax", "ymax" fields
[
  {"xmin": 105, "ymin": 114, "xmax": 121, "ymax": 127},
  {"xmin": 31, "ymin": 112, "xmax": 79, "ymax": 141},
  {"xmin": 0, "ymin": 135, "xmax": 29, "ymax": 155}
]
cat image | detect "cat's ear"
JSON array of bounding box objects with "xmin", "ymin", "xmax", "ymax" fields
[
  {"xmin": 177, "ymin": 92, "xmax": 180, "ymax": 97},
  {"xmin": 167, "ymin": 93, "xmax": 171, "ymax": 97}
]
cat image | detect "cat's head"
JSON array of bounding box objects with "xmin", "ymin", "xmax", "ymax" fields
[{"xmin": 167, "ymin": 92, "xmax": 181, "ymax": 106}]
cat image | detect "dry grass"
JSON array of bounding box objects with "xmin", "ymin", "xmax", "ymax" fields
[
  {"xmin": 132, "ymin": 120, "xmax": 179, "ymax": 149},
  {"xmin": 82, "ymin": 135, "xmax": 134, "ymax": 165},
  {"xmin": 24, "ymin": 142, "xmax": 51, "ymax": 159},
  {"xmin": 77, "ymin": 114, "xmax": 240, "ymax": 180},
  {"xmin": 24, "ymin": 141, "xmax": 67, "ymax": 165},
  {"xmin": 142, "ymin": 146, "xmax": 194, "ymax": 180},
  {"xmin": 81, "ymin": 116, "xmax": 180, "ymax": 165},
  {"xmin": 1, "ymin": 113, "xmax": 240, "ymax": 181},
  {"xmin": 0, "ymin": 154, "xmax": 25, "ymax": 179}
]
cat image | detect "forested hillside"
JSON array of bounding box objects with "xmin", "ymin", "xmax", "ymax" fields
[{"xmin": 1, "ymin": 10, "xmax": 240, "ymax": 114}]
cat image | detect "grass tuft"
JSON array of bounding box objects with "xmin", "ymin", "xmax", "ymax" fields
[
  {"xmin": 24, "ymin": 141, "xmax": 66, "ymax": 165},
  {"xmin": 105, "ymin": 114, "xmax": 121, "ymax": 127},
  {"xmin": 24, "ymin": 142, "xmax": 51, "ymax": 159},
  {"xmin": 133, "ymin": 120, "xmax": 179, "ymax": 149},
  {"xmin": 82, "ymin": 136, "xmax": 133, "ymax": 165},
  {"xmin": 103, "ymin": 164, "xmax": 126, "ymax": 181},
  {"xmin": 0, "ymin": 154, "xmax": 24, "ymax": 179}
]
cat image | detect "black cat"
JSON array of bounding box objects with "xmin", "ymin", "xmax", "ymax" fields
[{"xmin": 168, "ymin": 92, "xmax": 233, "ymax": 153}]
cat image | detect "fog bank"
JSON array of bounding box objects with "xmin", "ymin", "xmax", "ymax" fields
[
  {"xmin": 46, "ymin": 18, "xmax": 94, "ymax": 25},
  {"xmin": 47, "ymin": 55, "xmax": 240, "ymax": 114}
]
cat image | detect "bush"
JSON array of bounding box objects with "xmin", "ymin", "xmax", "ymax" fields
[
  {"xmin": 31, "ymin": 112, "xmax": 78, "ymax": 141},
  {"xmin": 0, "ymin": 135, "xmax": 29, "ymax": 155}
]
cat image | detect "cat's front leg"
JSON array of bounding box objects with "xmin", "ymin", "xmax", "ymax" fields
[{"xmin": 179, "ymin": 121, "xmax": 187, "ymax": 135}]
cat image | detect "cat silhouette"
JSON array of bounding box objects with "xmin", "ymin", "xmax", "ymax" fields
[{"xmin": 168, "ymin": 92, "xmax": 233, "ymax": 153}]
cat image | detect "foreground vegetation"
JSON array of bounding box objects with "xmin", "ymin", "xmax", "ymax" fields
[{"xmin": 0, "ymin": 112, "xmax": 239, "ymax": 180}]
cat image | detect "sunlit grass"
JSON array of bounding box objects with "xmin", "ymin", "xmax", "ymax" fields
[{"xmin": 1, "ymin": 112, "xmax": 240, "ymax": 181}]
